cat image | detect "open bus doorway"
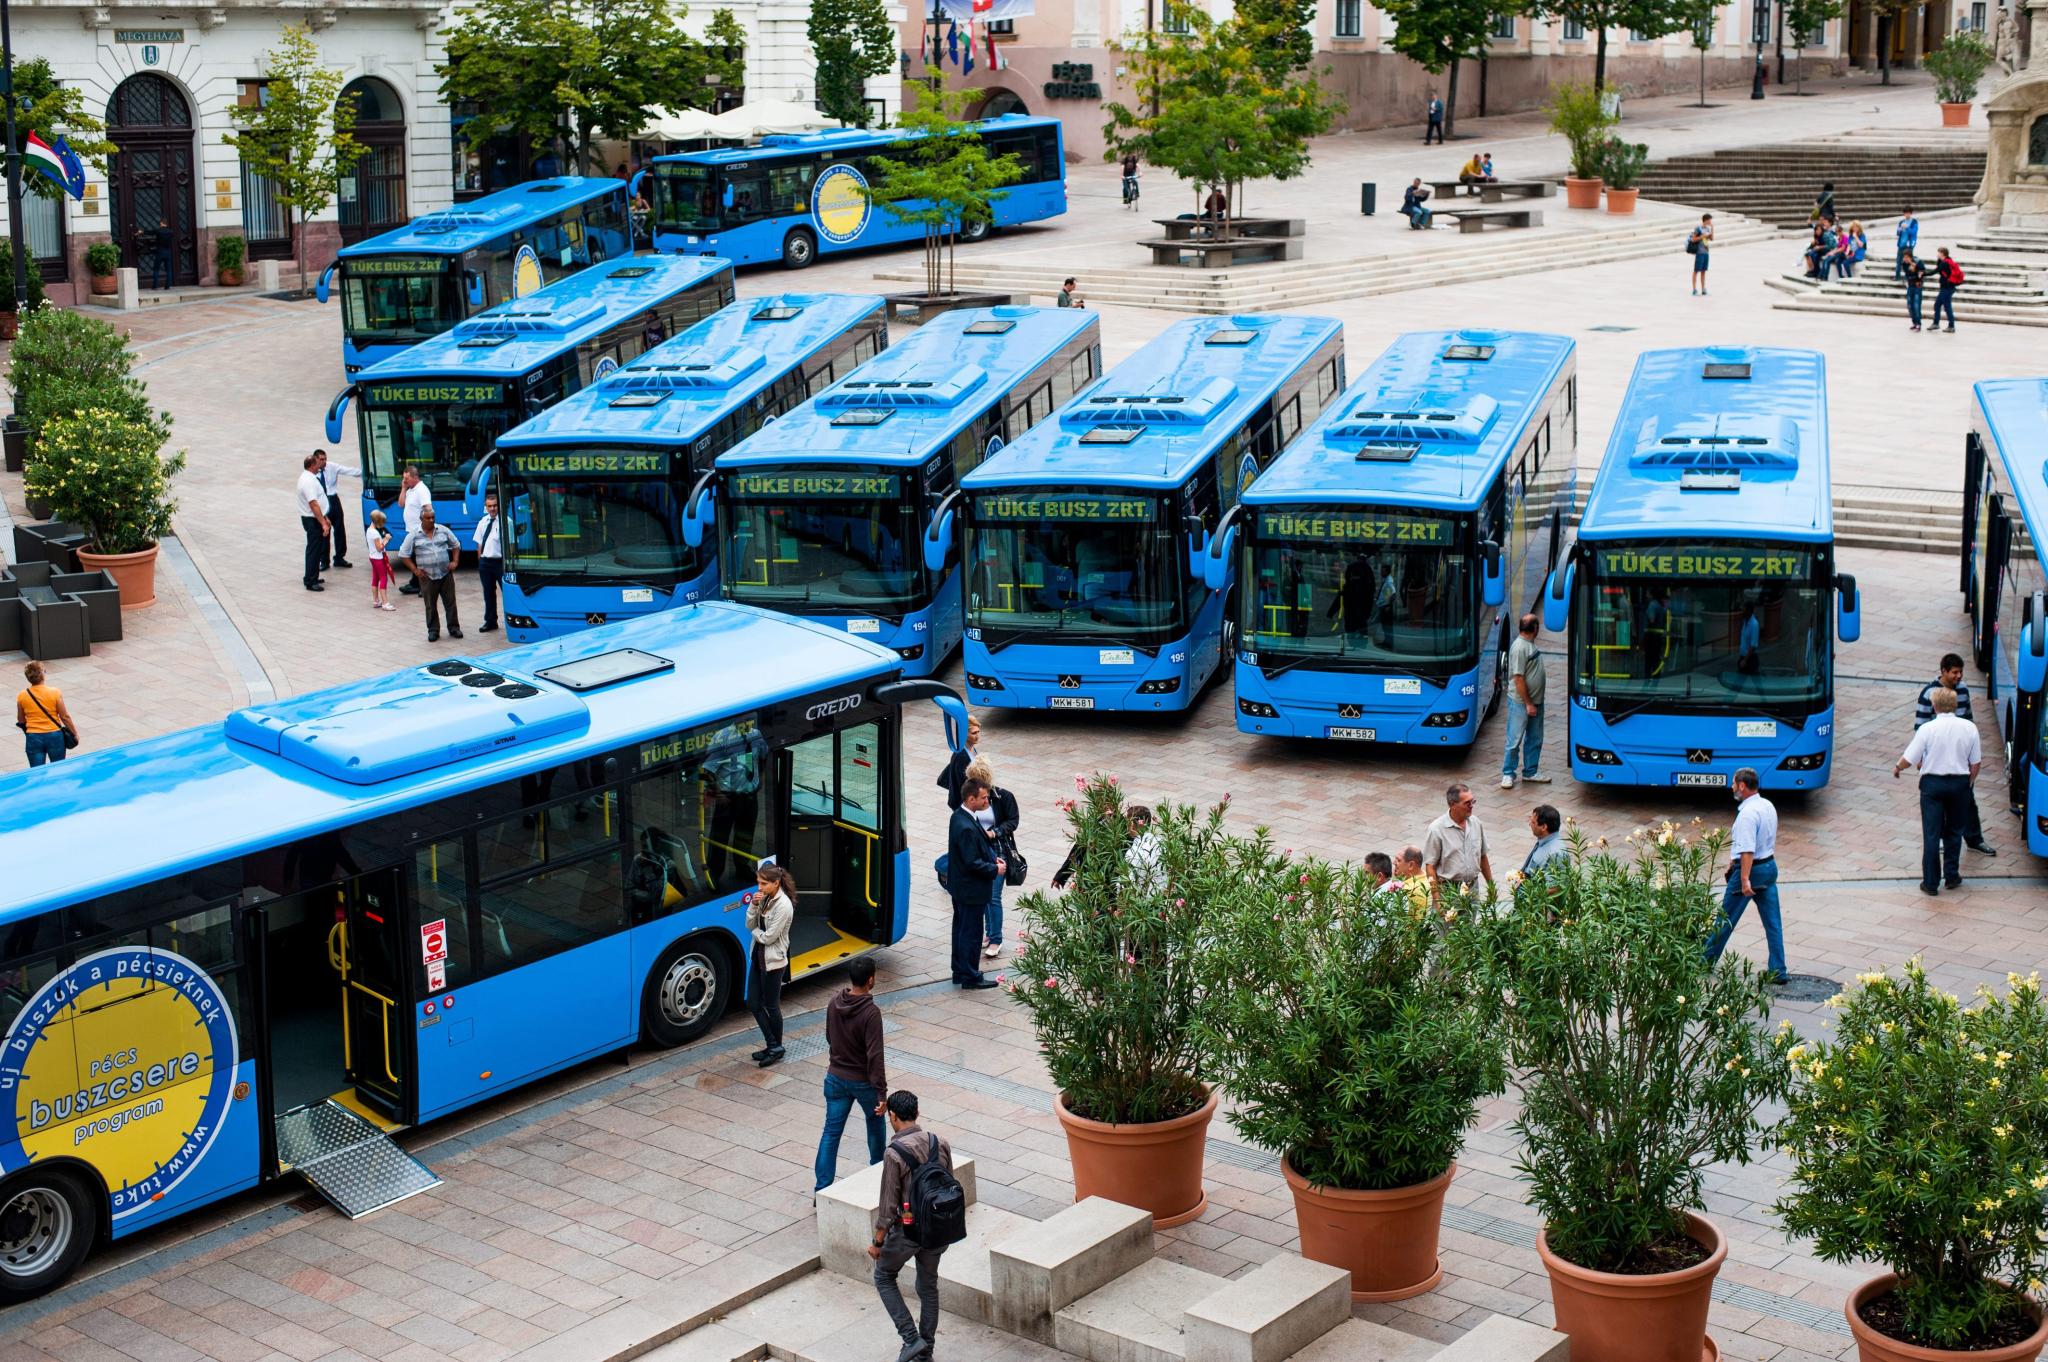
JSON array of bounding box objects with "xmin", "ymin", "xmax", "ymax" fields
[{"xmin": 779, "ymin": 721, "xmax": 890, "ymax": 979}]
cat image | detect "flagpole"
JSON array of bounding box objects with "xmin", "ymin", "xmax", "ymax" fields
[{"xmin": 0, "ymin": 0, "xmax": 27, "ymax": 308}]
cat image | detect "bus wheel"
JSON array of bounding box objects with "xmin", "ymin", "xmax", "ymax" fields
[
  {"xmin": 960, "ymin": 218, "xmax": 991, "ymax": 244},
  {"xmin": 781, "ymin": 229, "xmax": 817, "ymax": 270},
  {"xmin": 0, "ymin": 1169, "xmax": 93, "ymax": 1302},
  {"xmin": 642, "ymin": 938, "xmax": 730, "ymax": 1047}
]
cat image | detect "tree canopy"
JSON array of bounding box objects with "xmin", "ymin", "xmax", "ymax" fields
[
  {"xmin": 224, "ymin": 24, "xmax": 361, "ymax": 288},
  {"xmin": 809, "ymin": 0, "xmax": 897, "ymax": 127},
  {"xmin": 1375, "ymin": 0, "xmax": 1496, "ymax": 138},
  {"xmin": 3, "ymin": 54, "xmax": 117, "ymax": 199},
  {"xmin": 1512, "ymin": 0, "xmax": 1693, "ymax": 88},
  {"xmin": 863, "ymin": 72, "xmax": 1023, "ymax": 295}
]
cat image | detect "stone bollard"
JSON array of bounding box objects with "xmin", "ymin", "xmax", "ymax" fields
[
  {"xmin": 116, "ymin": 266, "xmax": 139, "ymax": 311},
  {"xmin": 259, "ymin": 259, "xmax": 282, "ymax": 293}
]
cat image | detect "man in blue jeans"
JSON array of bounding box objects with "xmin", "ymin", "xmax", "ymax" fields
[
  {"xmin": 815, "ymin": 957, "xmax": 889, "ymax": 1192},
  {"xmin": 1704, "ymin": 766, "xmax": 1786, "ymax": 983}
]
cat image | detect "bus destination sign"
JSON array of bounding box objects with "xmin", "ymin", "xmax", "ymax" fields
[
  {"xmin": 977, "ymin": 494, "xmax": 1153, "ymax": 522},
  {"xmin": 1257, "ymin": 510, "xmax": 1452, "ymax": 545},
  {"xmin": 514, "ymin": 450, "xmax": 668, "ymax": 476},
  {"xmin": 637, "ymin": 715, "xmax": 760, "ymax": 771},
  {"xmin": 362, "ymin": 381, "xmax": 508, "ymax": 407},
  {"xmin": 346, "ymin": 256, "xmax": 447, "ymax": 276},
  {"xmin": 730, "ymin": 472, "xmax": 899, "ymax": 498},
  {"xmin": 1595, "ymin": 547, "xmax": 1808, "ymax": 579}
]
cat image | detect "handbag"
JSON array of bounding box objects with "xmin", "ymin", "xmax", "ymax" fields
[
  {"xmin": 1000, "ymin": 831, "xmax": 1028, "ymax": 887},
  {"xmin": 23, "ymin": 689, "xmax": 77, "ymax": 750}
]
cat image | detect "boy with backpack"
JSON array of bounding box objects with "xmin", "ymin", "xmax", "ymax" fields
[
  {"xmin": 869, "ymin": 1090, "xmax": 965, "ymax": 1362},
  {"xmin": 1933, "ymin": 246, "xmax": 1963, "ymax": 333}
]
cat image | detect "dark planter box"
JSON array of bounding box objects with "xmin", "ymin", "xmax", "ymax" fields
[
  {"xmin": 51, "ymin": 570, "xmax": 121, "ymax": 643},
  {"xmin": 22, "ymin": 593, "xmax": 88, "ymax": 660},
  {"xmin": 2, "ymin": 417, "xmax": 25, "ymax": 474},
  {"xmin": 12, "ymin": 521, "xmax": 86, "ymax": 574}
]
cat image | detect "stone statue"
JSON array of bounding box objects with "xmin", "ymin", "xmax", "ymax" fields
[{"xmin": 1995, "ymin": 3, "xmax": 2022, "ymax": 77}]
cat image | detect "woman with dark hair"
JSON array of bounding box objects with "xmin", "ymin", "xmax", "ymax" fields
[{"xmin": 747, "ymin": 863, "xmax": 797, "ymax": 1066}]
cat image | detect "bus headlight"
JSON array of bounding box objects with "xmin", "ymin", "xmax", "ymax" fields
[
  {"xmin": 1778, "ymin": 752, "xmax": 1826, "ymax": 771},
  {"xmin": 897, "ymin": 644, "xmax": 925, "ymax": 661},
  {"xmin": 1238, "ymin": 699, "xmax": 1279, "ymax": 718},
  {"xmin": 1576, "ymin": 745, "xmax": 1623, "ymax": 765},
  {"xmin": 1420, "ymin": 710, "xmax": 1469, "ymax": 728},
  {"xmin": 507, "ymin": 614, "xmax": 537, "ymax": 630},
  {"xmin": 966, "ymin": 673, "xmax": 1004, "ymax": 691},
  {"xmin": 1136, "ymin": 678, "xmax": 1180, "ymax": 695}
]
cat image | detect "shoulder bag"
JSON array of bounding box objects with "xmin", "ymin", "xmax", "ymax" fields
[{"xmin": 24, "ymin": 689, "xmax": 77, "ymax": 750}]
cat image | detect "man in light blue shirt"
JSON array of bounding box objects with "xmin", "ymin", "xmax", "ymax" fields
[
  {"xmin": 1704, "ymin": 767, "xmax": 1784, "ymax": 982},
  {"xmin": 1894, "ymin": 207, "xmax": 1917, "ymax": 279},
  {"xmin": 1522, "ymin": 804, "xmax": 1567, "ymax": 875}
]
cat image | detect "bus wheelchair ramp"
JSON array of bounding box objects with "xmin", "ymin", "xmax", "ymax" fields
[{"xmin": 275, "ymin": 1100, "xmax": 441, "ymax": 1219}]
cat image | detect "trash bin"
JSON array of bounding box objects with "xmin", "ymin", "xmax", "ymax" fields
[
  {"xmin": 2, "ymin": 417, "xmax": 25, "ymax": 474},
  {"xmin": 1360, "ymin": 182, "xmax": 1376, "ymax": 216}
]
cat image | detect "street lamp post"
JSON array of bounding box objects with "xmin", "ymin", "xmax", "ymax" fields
[
  {"xmin": 1752, "ymin": 0, "xmax": 1770, "ymax": 97},
  {"xmin": 0, "ymin": 0, "xmax": 30, "ymax": 307}
]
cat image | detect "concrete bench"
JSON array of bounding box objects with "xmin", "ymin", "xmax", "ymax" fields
[
  {"xmin": 1430, "ymin": 179, "xmax": 1552, "ymax": 203},
  {"xmin": 1447, "ymin": 207, "xmax": 1543, "ymax": 233},
  {"xmin": 990, "ymin": 1196, "xmax": 1154, "ymax": 1342},
  {"xmin": 1140, "ymin": 236, "xmax": 1303, "ymax": 266},
  {"xmin": 1183, "ymin": 1255, "xmax": 1351, "ymax": 1362},
  {"xmin": 1154, "ymin": 217, "xmax": 1307, "ymax": 240}
]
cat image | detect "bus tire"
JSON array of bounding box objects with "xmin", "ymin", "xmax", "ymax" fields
[
  {"xmin": 0, "ymin": 1167, "xmax": 95, "ymax": 1302},
  {"xmin": 642, "ymin": 936, "xmax": 733, "ymax": 1048},
  {"xmin": 781, "ymin": 229, "xmax": 817, "ymax": 270},
  {"xmin": 960, "ymin": 218, "xmax": 991, "ymax": 244}
]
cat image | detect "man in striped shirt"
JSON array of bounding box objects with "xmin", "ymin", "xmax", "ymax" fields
[{"xmin": 1915, "ymin": 653, "xmax": 1995, "ymax": 857}]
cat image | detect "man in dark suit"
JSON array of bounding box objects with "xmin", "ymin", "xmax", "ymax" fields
[
  {"xmin": 935, "ymin": 715, "xmax": 981, "ymax": 810},
  {"xmin": 948, "ymin": 778, "xmax": 1004, "ymax": 989}
]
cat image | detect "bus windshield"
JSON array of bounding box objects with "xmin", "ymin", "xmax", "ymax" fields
[
  {"xmin": 652, "ymin": 163, "xmax": 721, "ymax": 233},
  {"xmin": 967, "ymin": 491, "xmax": 1188, "ymax": 648},
  {"xmin": 1573, "ymin": 541, "xmax": 1831, "ymax": 719},
  {"xmin": 1244, "ymin": 508, "xmax": 1474, "ymax": 673},
  {"xmin": 362, "ymin": 384, "xmax": 522, "ymax": 497},
  {"xmin": 342, "ymin": 261, "xmax": 460, "ymax": 347},
  {"xmin": 503, "ymin": 447, "xmax": 694, "ymax": 584},
  {"xmin": 723, "ymin": 467, "xmax": 925, "ymax": 614}
]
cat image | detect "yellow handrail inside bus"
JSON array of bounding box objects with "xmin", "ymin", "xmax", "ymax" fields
[
  {"xmin": 348, "ymin": 980, "xmax": 402, "ymax": 1086},
  {"xmin": 833, "ymin": 820, "xmax": 881, "ymax": 909}
]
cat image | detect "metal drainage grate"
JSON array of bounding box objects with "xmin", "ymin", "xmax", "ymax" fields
[{"xmin": 1770, "ymin": 972, "xmax": 1843, "ymax": 1003}]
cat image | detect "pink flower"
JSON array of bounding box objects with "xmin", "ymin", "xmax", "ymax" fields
[
  {"xmin": 1106, "ymin": 774, "xmax": 1118, "ymax": 785},
  {"xmin": 1175, "ymin": 898, "xmax": 1186, "ymax": 908},
  {"xmin": 1125, "ymin": 954, "xmax": 1137, "ymax": 965},
  {"xmin": 1075, "ymin": 775, "xmax": 1087, "ymax": 791},
  {"xmin": 1298, "ymin": 873, "xmax": 1309, "ymax": 886},
  {"xmin": 1044, "ymin": 977, "xmax": 1060, "ymax": 989}
]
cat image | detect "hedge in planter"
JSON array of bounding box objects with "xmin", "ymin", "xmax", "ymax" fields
[
  {"xmin": 23, "ymin": 408, "xmax": 186, "ymax": 556},
  {"xmin": 1195, "ymin": 845, "xmax": 1502, "ymax": 1297},
  {"xmin": 7, "ymin": 306, "xmax": 163, "ymax": 440},
  {"xmin": 1775, "ymin": 960, "xmax": 2048, "ymax": 1356}
]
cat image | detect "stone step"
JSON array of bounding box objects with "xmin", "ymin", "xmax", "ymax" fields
[
  {"xmin": 1183, "ymin": 1255, "xmax": 1351, "ymax": 1362},
  {"xmin": 709, "ymin": 1270, "xmax": 1075, "ymax": 1362},
  {"xmin": 1428, "ymin": 1315, "xmax": 1570, "ymax": 1362},
  {"xmin": 1773, "ymin": 295, "xmax": 2048, "ymax": 325},
  {"xmin": 1281, "ymin": 1319, "xmax": 1439, "ymax": 1362},
  {"xmin": 991, "ymin": 1195, "xmax": 1157, "ymax": 1341},
  {"xmin": 817, "ymin": 1154, "xmax": 980, "ymax": 1281},
  {"xmin": 1053, "ymin": 1257, "xmax": 1224, "ymax": 1362}
]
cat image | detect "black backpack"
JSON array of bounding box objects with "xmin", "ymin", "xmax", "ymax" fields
[{"xmin": 891, "ymin": 1136, "xmax": 967, "ymax": 1249}]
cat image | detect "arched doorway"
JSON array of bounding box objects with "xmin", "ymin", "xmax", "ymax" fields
[
  {"xmin": 105, "ymin": 74, "xmax": 198, "ymax": 286},
  {"xmin": 337, "ymin": 78, "xmax": 407, "ymax": 244},
  {"xmin": 977, "ymin": 89, "xmax": 1030, "ymax": 119}
]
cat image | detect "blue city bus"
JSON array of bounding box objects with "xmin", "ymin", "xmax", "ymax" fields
[
  {"xmin": 324, "ymin": 254, "xmax": 737, "ymax": 549},
  {"xmin": 647, "ymin": 117, "xmax": 1067, "ymax": 268},
  {"xmin": 1541, "ymin": 346, "xmax": 1860, "ymax": 789},
  {"xmin": 1227, "ymin": 330, "xmax": 1579, "ymax": 744},
  {"xmin": 700, "ymin": 306, "xmax": 1102, "ymax": 676},
  {"xmin": 494, "ymin": 294, "xmax": 891, "ymax": 643},
  {"xmin": 1961, "ymin": 379, "xmax": 2048, "ymax": 853},
  {"xmin": 957, "ymin": 314, "xmax": 1346, "ymax": 713},
  {"xmin": 0, "ymin": 603, "xmax": 967, "ymax": 1299},
  {"xmin": 318, "ymin": 178, "xmax": 635, "ymax": 375}
]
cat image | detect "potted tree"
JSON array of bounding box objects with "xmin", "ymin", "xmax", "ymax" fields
[
  {"xmin": 1776, "ymin": 960, "xmax": 2048, "ymax": 1362},
  {"xmin": 1548, "ymin": 81, "xmax": 1617, "ymax": 210},
  {"xmin": 0, "ymin": 241, "xmax": 46, "ymax": 340},
  {"xmin": 1195, "ymin": 844, "xmax": 1502, "ymax": 1300},
  {"xmin": 1599, "ymin": 138, "xmax": 1649, "ymax": 215},
  {"xmin": 1925, "ymin": 29, "xmax": 1995, "ymax": 127},
  {"xmin": 23, "ymin": 407, "xmax": 184, "ymax": 609},
  {"xmin": 85, "ymin": 242, "xmax": 120, "ymax": 296},
  {"xmin": 1476, "ymin": 825, "xmax": 1791, "ymax": 1362},
  {"xmin": 215, "ymin": 234, "xmax": 247, "ymax": 287},
  {"xmin": 7, "ymin": 305, "xmax": 163, "ymax": 469},
  {"xmin": 1009, "ymin": 778, "xmax": 1216, "ymax": 1227}
]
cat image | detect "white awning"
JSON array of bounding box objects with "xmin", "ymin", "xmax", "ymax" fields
[
  {"xmin": 705, "ymin": 101, "xmax": 847, "ymax": 139},
  {"xmin": 640, "ymin": 107, "xmax": 728, "ymax": 141}
]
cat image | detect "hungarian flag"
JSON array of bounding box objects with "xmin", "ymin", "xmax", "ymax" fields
[
  {"xmin": 986, "ymin": 23, "xmax": 1001, "ymax": 69},
  {"xmin": 22, "ymin": 132, "xmax": 85, "ymax": 201}
]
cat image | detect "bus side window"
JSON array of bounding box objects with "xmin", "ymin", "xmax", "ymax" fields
[
  {"xmin": 0, "ymin": 908, "xmax": 63, "ymax": 1025},
  {"xmin": 627, "ymin": 740, "xmax": 769, "ymax": 911}
]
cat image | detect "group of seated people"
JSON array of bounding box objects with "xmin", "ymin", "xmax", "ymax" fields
[
  {"xmin": 1803, "ymin": 219, "xmax": 1867, "ymax": 280},
  {"xmin": 1398, "ymin": 153, "xmax": 1501, "ymax": 230}
]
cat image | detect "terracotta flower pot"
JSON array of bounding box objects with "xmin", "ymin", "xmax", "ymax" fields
[
  {"xmin": 1537, "ymin": 1211, "xmax": 1726, "ymax": 1362},
  {"xmin": 1845, "ymin": 1273, "xmax": 2048, "ymax": 1362},
  {"xmin": 1940, "ymin": 102, "xmax": 1972, "ymax": 128},
  {"xmin": 1605, "ymin": 187, "xmax": 1640, "ymax": 214},
  {"xmin": 89, "ymin": 273, "xmax": 117, "ymax": 295},
  {"xmin": 1284, "ymin": 1158, "xmax": 1453, "ymax": 1302},
  {"xmin": 1564, "ymin": 176, "xmax": 1604, "ymax": 210},
  {"xmin": 77, "ymin": 543, "xmax": 160, "ymax": 610},
  {"xmin": 1054, "ymin": 1087, "xmax": 1214, "ymax": 1229},
  {"xmin": 218, "ymin": 267, "xmax": 245, "ymax": 286},
  {"xmin": 0, "ymin": 311, "xmax": 17, "ymax": 341}
]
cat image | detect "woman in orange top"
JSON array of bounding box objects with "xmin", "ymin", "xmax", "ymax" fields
[{"xmin": 15, "ymin": 661, "xmax": 78, "ymax": 767}]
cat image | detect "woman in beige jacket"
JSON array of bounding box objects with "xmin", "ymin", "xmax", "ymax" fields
[{"xmin": 747, "ymin": 864, "xmax": 797, "ymax": 1066}]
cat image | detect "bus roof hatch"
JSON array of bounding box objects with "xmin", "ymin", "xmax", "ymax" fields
[
  {"xmin": 1324, "ymin": 390, "xmax": 1499, "ymax": 445},
  {"xmin": 459, "ymin": 296, "xmax": 607, "ymax": 338},
  {"xmin": 1064, "ymin": 375, "xmax": 1239, "ymax": 427},
  {"xmin": 819, "ymin": 363, "xmax": 989, "ymax": 410},
  {"xmin": 1631, "ymin": 415, "xmax": 1799, "ymax": 471},
  {"xmin": 613, "ymin": 347, "xmax": 766, "ymax": 391}
]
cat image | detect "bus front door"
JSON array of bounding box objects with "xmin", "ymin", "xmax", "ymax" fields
[
  {"xmin": 339, "ymin": 868, "xmax": 413, "ymax": 1121},
  {"xmin": 779, "ymin": 721, "xmax": 889, "ymax": 978}
]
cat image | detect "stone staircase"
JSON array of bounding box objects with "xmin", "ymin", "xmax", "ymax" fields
[
  {"xmin": 515, "ymin": 1153, "xmax": 1574, "ymax": 1362},
  {"xmin": 1832, "ymin": 485, "xmax": 1963, "ymax": 555},
  {"xmin": 872, "ymin": 213, "xmax": 1777, "ymax": 314},
  {"xmin": 1768, "ymin": 247, "xmax": 2048, "ymax": 327},
  {"xmin": 1634, "ymin": 140, "xmax": 1987, "ymax": 229}
]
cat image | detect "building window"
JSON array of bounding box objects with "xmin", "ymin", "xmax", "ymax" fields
[
  {"xmin": 1161, "ymin": 1, "xmax": 1193, "ymax": 34},
  {"xmin": 1336, "ymin": 0, "xmax": 1362, "ymax": 38},
  {"xmin": 987, "ymin": 17, "xmax": 1015, "ymax": 34},
  {"xmin": 235, "ymin": 79, "xmax": 291, "ymax": 261},
  {"xmin": 1969, "ymin": 1, "xmax": 1986, "ymax": 28},
  {"xmin": 1628, "ymin": 26, "xmax": 1650, "ymax": 40},
  {"xmin": 1492, "ymin": 12, "xmax": 1517, "ymax": 38},
  {"xmin": 1563, "ymin": 17, "xmax": 1585, "ymax": 39}
]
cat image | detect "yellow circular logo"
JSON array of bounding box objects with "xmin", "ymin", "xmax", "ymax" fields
[
  {"xmin": 0, "ymin": 948, "xmax": 238, "ymax": 1221},
  {"xmin": 812, "ymin": 165, "xmax": 871, "ymax": 246},
  {"xmin": 512, "ymin": 244, "xmax": 545, "ymax": 299}
]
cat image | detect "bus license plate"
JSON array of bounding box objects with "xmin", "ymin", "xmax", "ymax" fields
[
  {"xmin": 1673, "ymin": 772, "xmax": 1727, "ymax": 787},
  {"xmin": 1050, "ymin": 696, "xmax": 1094, "ymax": 710},
  {"xmin": 1327, "ymin": 726, "xmax": 1376, "ymax": 741}
]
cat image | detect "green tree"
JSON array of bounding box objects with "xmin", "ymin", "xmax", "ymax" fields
[
  {"xmin": 1781, "ymin": 0, "xmax": 1843, "ymax": 92},
  {"xmin": 1376, "ymin": 0, "xmax": 1496, "ymax": 140},
  {"xmin": 3, "ymin": 54, "xmax": 117, "ymax": 199},
  {"xmin": 1231, "ymin": 0, "xmax": 1319, "ymax": 78},
  {"xmin": 225, "ymin": 23, "xmax": 361, "ymax": 294},
  {"xmin": 706, "ymin": 9, "xmax": 748, "ymax": 95},
  {"xmin": 809, "ymin": 0, "xmax": 896, "ymax": 127},
  {"xmin": 862, "ymin": 71, "xmax": 1022, "ymax": 296},
  {"xmin": 440, "ymin": 0, "xmax": 725, "ymax": 173},
  {"xmin": 1514, "ymin": 0, "xmax": 1690, "ymax": 88}
]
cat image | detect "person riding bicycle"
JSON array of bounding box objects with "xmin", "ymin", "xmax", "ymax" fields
[{"xmin": 1121, "ymin": 153, "xmax": 1140, "ymax": 209}]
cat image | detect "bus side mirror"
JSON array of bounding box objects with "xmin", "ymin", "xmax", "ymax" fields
[
  {"xmin": 1542, "ymin": 562, "xmax": 1574, "ymax": 633},
  {"xmin": 924, "ymin": 507, "xmax": 956, "ymax": 575},
  {"xmin": 934, "ymin": 692, "xmax": 970, "ymax": 753},
  {"xmin": 1201, "ymin": 522, "xmax": 1237, "ymax": 593},
  {"xmin": 315, "ymin": 261, "xmax": 336, "ymax": 305},
  {"xmin": 324, "ymin": 385, "xmax": 356, "ymax": 444},
  {"xmin": 629, "ymin": 170, "xmax": 648, "ymax": 202},
  {"xmin": 1481, "ymin": 539, "xmax": 1504, "ymax": 609},
  {"xmin": 1836, "ymin": 572, "xmax": 1861, "ymax": 645},
  {"xmin": 466, "ymin": 271, "xmax": 485, "ymax": 307},
  {"xmin": 681, "ymin": 472, "xmax": 716, "ymax": 549}
]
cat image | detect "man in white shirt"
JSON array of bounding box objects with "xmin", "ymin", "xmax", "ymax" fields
[
  {"xmin": 1894, "ymin": 686, "xmax": 1983, "ymax": 895},
  {"xmin": 474, "ymin": 489, "xmax": 504, "ymax": 633},
  {"xmin": 1423, "ymin": 783, "xmax": 1492, "ymax": 897},
  {"xmin": 295, "ymin": 454, "xmax": 330, "ymax": 593},
  {"xmin": 1705, "ymin": 767, "xmax": 1784, "ymax": 982},
  {"xmin": 399, "ymin": 465, "xmax": 433, "ymax": 595},
  {"xmin": 313, "ymin": 449, "xmax": 360, "ymax": 572}
]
